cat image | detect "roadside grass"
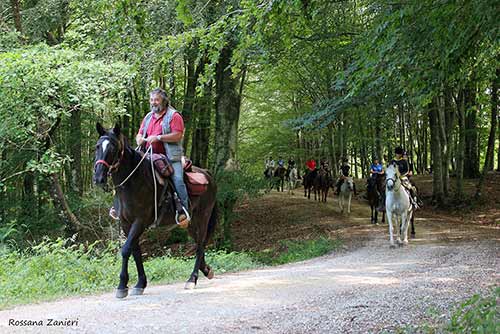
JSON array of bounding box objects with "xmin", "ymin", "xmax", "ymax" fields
[
  {"xmin": 388, "ymin": 287, "xmax": 499, "ymax": 334},
  {"xmin": 0, "ymin": 235, "xmax": 341, "ymax": 309},
  {"xmin": 250, "ymin": 237, "xmax": 342, "ymax": 265}
]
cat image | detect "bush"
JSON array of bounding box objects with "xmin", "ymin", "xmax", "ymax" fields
[{"xmin": 446, "ymin": 287, "xmax": 499, "ymax": 333}]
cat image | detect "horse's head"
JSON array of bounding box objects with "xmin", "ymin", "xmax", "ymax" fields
[
  {"xmin": 345, "ymin": 177, "xmax": 354, "ymax": 191},
  {"xmin": 367, "ymin": 175, "xmax": 377, "ymax": 190},
  {"xmin": 93, "ymin": 122, "xmax": 124, "ymax": 189},
  {"xmin": 385, "ymin": 162, "xmax": 399, "ymax": 191}
]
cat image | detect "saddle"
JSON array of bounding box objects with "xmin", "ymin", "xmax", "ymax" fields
[
  {"xmin": 183, "ymin": 159, "xmax": 209, "ymax": 196},
  {"xmin": 150, "ymin": 154, "xmax": 209, "ymax": 197}
]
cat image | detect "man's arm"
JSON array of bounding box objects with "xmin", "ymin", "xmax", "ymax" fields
[
  {"xmin": 146, "ymin": 131, "xmax": 183, "ymax": 143},
  {"xmin": 136, "ymin": 118, "xmax": 147, "ymax": 146}
]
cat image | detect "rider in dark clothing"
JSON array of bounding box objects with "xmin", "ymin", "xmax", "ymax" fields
[
  {"xmin": 335, "ymin": 158, "xmax": 356, "ymax": 195},
  {"xmin": 288, "ymin": 157, "xmax": 295, "ymax": 169},
  {"xmin": 391, "ymin": 147, "xmax": 420, "ymax": 208}
]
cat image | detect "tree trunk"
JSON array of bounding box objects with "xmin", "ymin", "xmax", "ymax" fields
[
  {"xmin": 375, "ymin": 110, "xmax": 383, "ymax": 163},
  {"xmin": 464, "ymin": 84, "xmax": 479, "ymax": 178},
  {"xmin": 69, "ymin": 106, "xmax": 82, "ymax": 196},
  {"xmin": 423, "ymin": 111, "xmax": 429, "ymax": 172},
  {"xmin": 213, "ymin": 37, "xmax": 242, "ymax": 174},
  {"xmin": 440, "ymin": 89, "xmax": 455, "ymax": 196},
  {"xmin": 455, "ymin": 90, "xmax": 466, "ymax": 200},
  {"xmin": 183, "ymin": 49, "xmax": 206, "ymax": 153},
  {"xmin": 11, "ymin": 0, "xmax": 22, "ymax": 34},
  {"xmin": 475, "ymin": 68, "xmax": 498, "ymax": 197},
  {"xmin": 428, "ymin": 100, "xmax": 444, "ymax": 205},
  {"xmin": 191, "ymin": 82, "xmax": 213, "ymax": 168},
  {"xmin": 327, "ymin": 125, "xmax": 336, "ymax": 172},
  {"xmin": 49, "ymin": 174, "xmax": 80, "ymax": 235}
]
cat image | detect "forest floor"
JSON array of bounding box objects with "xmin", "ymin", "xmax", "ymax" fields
[
  {"xmin": 231, "ymin": 173, "xmax": 500, "ymax": 253},
  {"xmin": 0, "ymin": 174, "xmax": 498, "ymax": 333}
]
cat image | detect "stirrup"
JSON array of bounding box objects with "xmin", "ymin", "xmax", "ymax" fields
[
  {"xmin": 175, "ymin": 206, "xmax": 191, "ymax": 228},
  {"xmin": 109, "ymin": 207, "xmax": 120, "ymax": 221}
]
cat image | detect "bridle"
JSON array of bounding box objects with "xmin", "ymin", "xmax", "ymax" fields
[
  {"xmin": 94, "ymin": 136, "xmax": 124, "ymax": 175},
  {"xmin": 385, "ymin": 175, "xmax": 400, "ymax": 192}
]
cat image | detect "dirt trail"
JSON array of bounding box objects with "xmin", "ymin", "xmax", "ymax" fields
[{"xmin": 0, "ymin": 192, "xmax": 498, "ymax": 334}]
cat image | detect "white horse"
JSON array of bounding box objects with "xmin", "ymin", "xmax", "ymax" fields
[
  {"xmin": 385, "ymin": 162, "xmax": 413, "ymax": 248},
  {"xmin": 287, "ymin": 167, "xmax": 299, "ymax": 195},
  {"xmin": 339, "ymin": 177, "xmax": 354, "ymax": 214}
]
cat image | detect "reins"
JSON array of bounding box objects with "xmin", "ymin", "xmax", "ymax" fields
[{"xmin": 95, "ymin": 136, "xmax": 188, "ymax": 227}]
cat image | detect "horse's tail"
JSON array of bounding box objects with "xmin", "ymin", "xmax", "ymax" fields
[{"xmin": 205, "ymin": 202, "xmax": 219, "ymax": 242}]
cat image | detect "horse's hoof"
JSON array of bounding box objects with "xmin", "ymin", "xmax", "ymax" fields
[
  {"xmin": 389, "ymin": 244, "xmax": 396, "ymax": 249},
  {"xmin": 130, "ymin": 288, "xmax": 144, "ymax": 296},
  {"xmin": 207, "ymin": 268, "xmax": 214, "ymax": 280},
  {"xmin": 184, "ymin": 282, "xmax": 196, "ymax": 290},
  {"xmin": 115, "ymin": 288, "xmax": 128, "ymax": 299},
  {"xmin": 410, "ymin": 233, "xmax": 416, "ymax": 239}
]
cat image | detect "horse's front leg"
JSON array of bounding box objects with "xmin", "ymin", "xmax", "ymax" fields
[
  {"xmin": 347, "ymin": 193, "xmax": 352, "ymax": 213},
  {"xmin": 400, "ymin": 211, "xmax": 409, "ymax": 246},
  {"xmin": 386, "ymin": 211, "xmax": 395, "ymax": 248},
  {"xmin": 117, "ymin": 222, "xmax": 143, "ymax": 298},
  {"xmin": 130, "ymin": 240, "xmax": 147, "ymax": 295}
]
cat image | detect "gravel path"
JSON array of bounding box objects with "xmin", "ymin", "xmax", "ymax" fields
[{"xmin": 0, "ymin": 212, "xmax": 498, "ymax": 333}]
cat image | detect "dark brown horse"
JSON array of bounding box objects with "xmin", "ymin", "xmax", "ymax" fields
[
  {"xmin": 93, "ymin": 123, "xmax": 218, "ymax": 298},
  {"xmin": 303, "ymin": 169, "xmax": 317, "ymax": 199},
  {"xmin": 367, "ymin": 174, "xmax": 385, "ymax": 224},
  {"xmin": 272, "ymin": 166, "xmax": 287, "ymax": 192},
  {"xmin": 316, "ymin": 166, "xmax": 333, "ymax": 202}
]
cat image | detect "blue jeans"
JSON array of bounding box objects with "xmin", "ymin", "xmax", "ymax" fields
[{"xmin": 172, "ymin": 161, "xmax": 189, "ymax": 210}]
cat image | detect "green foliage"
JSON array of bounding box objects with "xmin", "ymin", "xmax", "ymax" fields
[
  {"xmin": 447, "ymin": 287, "xmax": 499, "ymax": 334},
  {"xmin": 0, "ymin": 44, "xmax": 131, "ymax": 238},
  {"xmin": 215, "ymin": 168, "xmax": 266, "ymax": 249},
  {"xmin": 252, "ymin": 237, "xmax": 342, "ymax": 266}
]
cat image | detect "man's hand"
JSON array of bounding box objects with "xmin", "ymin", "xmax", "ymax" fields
[
  {"xmin": 136, "ymin": 136, "xmax": 146, "ymax": 146},
  {"xmin": 145, "ymin": 136, "xmax": 159, "ymax": 144}
]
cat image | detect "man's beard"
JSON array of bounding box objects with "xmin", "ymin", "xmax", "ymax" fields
[{"xmin": 150, "ymin": 105, "xmax": 162, "ymax": 113}]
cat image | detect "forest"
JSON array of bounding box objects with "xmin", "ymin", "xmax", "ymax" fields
[{"xmin": 0, "ymin": 0, "xmax": 498, "ymax": 247}]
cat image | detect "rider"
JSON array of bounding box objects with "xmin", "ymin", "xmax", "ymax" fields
[
  {"xmin": 370, "ymin": 157, "xmax": 384, "ymax": 177},
  {"xmin": 335, "ymin": 158, "xmax": 356, "ymax": 195},
  {"xmin": 403, "ymin": 151, "xmax": 422, "ymax": 207},
  {"xmin": 391, "ymin": 147, "xmax": 420, "ymax": 209},
  {"xmin": 109, "ymin": 88, "xmax": 190, "ymax": 225},
  {"xmin": 277, "ymin": 156, "xmax": 285, "ymax": 168},
  {"xmin": 369, "ymin": 157, "xmax": 384, "ymax": 211},
  {"xmin": 265, "ymin": 156, "xmax": 275, "ymax": 169},
  {"xmin": 287, "ymin": 156, "xmax": 296, "ymax": 169},
  {"xmin": 306, "ymin": 158, "xmax": 316, "ymax": 172}
]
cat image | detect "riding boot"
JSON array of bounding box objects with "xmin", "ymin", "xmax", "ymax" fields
[
  {"xmin": 173, "ymin": 192, "xmax": 190, "ymax": 228},
  {"xmin": 409, "ymin": 188, "xmax": 419, "ymax": 210},
  {"xmin": 108, "ymin": 195, "xmax": 120, "ymax": 220},
  {"xmin": 412, "ymin": 186, "xmax": 423, "ymax": 207},
  {"xmin": 335, "ymin": 179, "xmax": 341, "ymax": 195}
]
